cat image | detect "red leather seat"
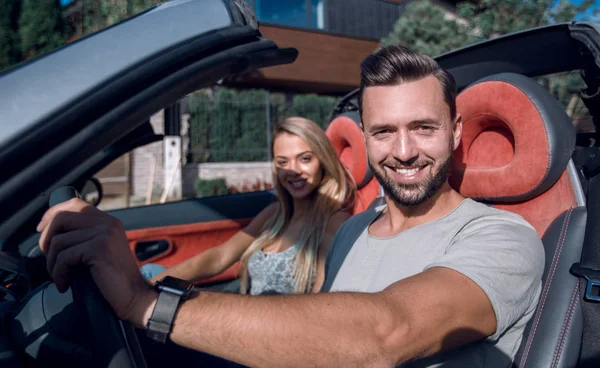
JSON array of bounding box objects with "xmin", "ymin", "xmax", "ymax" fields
[
  {"xmin": 450, "ymin": 73, "xmax": 585, "ymax": 368},
  {"xmin": 326, "ymin": 112, "xmax": 380, "ymax": 214}
]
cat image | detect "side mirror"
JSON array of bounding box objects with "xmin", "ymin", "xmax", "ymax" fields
[{"xmin": 81, "ymin": 178, "xmax": 103, "ymax": 206}]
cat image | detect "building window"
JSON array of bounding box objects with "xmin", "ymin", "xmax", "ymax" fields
[{"xmin": 254, "ymin": 0, "xmax": 324, "ymax": 30}]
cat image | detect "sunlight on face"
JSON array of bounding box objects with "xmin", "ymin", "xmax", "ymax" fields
[
  {"xmin": 361, "ymin": 76, "xmax": 462, "ymax": 206},
  {"xmin": 273, "ymin": 133, "xmax": 323, "ymax": 200}
]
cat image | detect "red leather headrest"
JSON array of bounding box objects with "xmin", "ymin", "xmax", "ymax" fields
[
  {"xmin": 326, "ymin": 113, "xmax": 372, "ymax": 189},
  {"xmin": 450, "ymin": 73, "xmax": 575, "ymax": 202}
]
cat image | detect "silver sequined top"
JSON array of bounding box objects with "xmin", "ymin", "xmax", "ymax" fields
[{"xmin": 247, "ymin": 244, "xmax": 314, "ymax": 295}]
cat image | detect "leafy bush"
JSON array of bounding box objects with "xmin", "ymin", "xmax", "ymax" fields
[
  {"xmin": 290, "ymin": 94, "xmax": 336, "ymax": 130},
  {"xmin": 194, "ymin": 178, "xmax": 229, "ymax": 198},
  {"xmin": 188, "ymin": 88, "xmax": 337, "ymax": 164}
]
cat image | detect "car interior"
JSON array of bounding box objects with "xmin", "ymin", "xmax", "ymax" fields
[
  {"xmin": 0, "ymin": 4, "xmax": 599, "ymax": 366},
  {"xmin": 326, "ymin": 71, "xmax": 591, "ymax": 368}
]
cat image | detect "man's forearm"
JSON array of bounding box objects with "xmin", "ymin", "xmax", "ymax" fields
[{"xmin": 164, "ymin": 291, "xmax": 403, "ymax": 368}]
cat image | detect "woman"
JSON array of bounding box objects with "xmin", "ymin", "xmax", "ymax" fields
[{"xmin": 143, "ymin": 117, "xmax": 356, "ymax": 294}]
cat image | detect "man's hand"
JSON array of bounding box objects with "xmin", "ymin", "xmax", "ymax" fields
[{"xmin": 37, "ymin": 198, "xmax": 156, "ymax": 326}]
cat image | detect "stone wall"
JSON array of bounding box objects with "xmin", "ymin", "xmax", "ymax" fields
[
  {"xmin": 130, "ymin": 112, "xmax": 165, "ymax": 202},
  {"xmin": 182, "ymin": 162, "xmax": 273, "ymax": 198},
  {"xmin": 126, "ymin": 111, "xmax": 273, "ymax": 204}
]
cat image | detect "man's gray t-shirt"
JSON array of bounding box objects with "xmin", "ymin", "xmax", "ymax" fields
[{"xmin": 329, "ymin": 199, "xmax": 545, "ymax": 368}]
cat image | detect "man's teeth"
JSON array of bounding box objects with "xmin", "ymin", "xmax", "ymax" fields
[{"xmin": 395, "ymin": 167, "xmax": 421, "ymax": 176}]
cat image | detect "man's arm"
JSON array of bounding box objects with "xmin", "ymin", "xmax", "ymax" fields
[
  {"xmin": 156, "ymin": 267, "xmax": 496, "ymax": 367},
  {"xmin": 39, "ymin": 200, "xmax": 496, "ymax": 368}
]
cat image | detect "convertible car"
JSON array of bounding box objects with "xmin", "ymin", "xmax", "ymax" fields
[{"xmin": 0, "ymin": 0, "xmax": 599, "ymax": 367}]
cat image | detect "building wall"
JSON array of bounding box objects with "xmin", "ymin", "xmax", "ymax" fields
[
  {"xmin": 229, "ymin": 25, "xmax": 379, "ymax": 95},
  {"xmin": 100, "ymin": 110, "xmax": 273, "ymax": 204},
  {"xmin": 324, "ymin": 0, "xmax": 405, "ymax": 40},
  {"xmin": 130, "ymin": 112, "xmax": 166, "ymax": 201}
]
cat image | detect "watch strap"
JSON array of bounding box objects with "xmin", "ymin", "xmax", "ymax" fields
[{"xmin": 146, "ymin": 290, "xmax": 181, "ymax": 343}]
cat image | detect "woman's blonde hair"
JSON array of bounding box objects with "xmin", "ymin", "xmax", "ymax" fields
[{"xmin": 239, "ymin": 117, "xmax": 356, "ymax": 294}]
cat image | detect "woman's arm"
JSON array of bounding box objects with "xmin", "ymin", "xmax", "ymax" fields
[
  {"xmin": 150, "ymin": 203, "xmax": 279, "ymax": 283},
  {"xmin": 311, "ymin": 211, "xmax": 352, "ymax": 292}
]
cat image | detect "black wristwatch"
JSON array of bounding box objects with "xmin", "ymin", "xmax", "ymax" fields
[{"xmin": 146, "ymin": 276, "xmax": 195, "ymax": 343}]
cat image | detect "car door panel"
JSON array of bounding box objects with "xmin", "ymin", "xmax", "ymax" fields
[
  {"xmin": 108, "ymin": 190, "xmax": 276, "ymax": 285},
  {"xmin": 127, "ymin": 218, "xmax": 252, "ymax": 284}
]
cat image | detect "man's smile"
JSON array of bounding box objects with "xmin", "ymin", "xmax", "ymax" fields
[{"xmin": 384, "ymin": 163, "xmax": 430, "ymax": 182}]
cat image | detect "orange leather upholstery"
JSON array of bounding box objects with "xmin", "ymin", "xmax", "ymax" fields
[
  {"xmin": 126, "ymin": 218, "xmax": 251, "ymax": 284},
  {"xmin": 450, "ymin": 73, "xmax": 578, "ymax": 236},
  {"xmin": 326, "ymin": 112, "xmax": 380, "ymax": 214}
]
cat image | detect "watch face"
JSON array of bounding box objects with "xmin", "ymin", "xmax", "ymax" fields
[
  {"xmin": 161, "ymin": 276, "xmax": 194, "ymax": 289},
  {"xmin": 158, "ymin": 276, "xmax": 194, "ymax": 297}
]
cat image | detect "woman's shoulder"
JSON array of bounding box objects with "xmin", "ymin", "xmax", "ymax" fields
[
  {"xmin": 326, "ymin": 210, "xmax": 352, "ymax": 235},
  {"xmin": 245, "ymin": 202, "xmax": 280, "ymax": 236},
  {"xmin": 261, "ymin": 202, "xmax": 280, "ymax": 216}
]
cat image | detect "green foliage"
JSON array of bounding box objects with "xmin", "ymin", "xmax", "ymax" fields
[
  {"xmin": 188, "ymin": 88, "xmax": 337, "ymax": 164},
  {"xmin": 194, "ymin": 178, "xmax": 229, "ymax": 198},
  {"xmin": 456, "ymin": 0, "xmax": 597, "ymax": 39},
  {"xmin": 381, "ymin": 0, "xmax": 596, "ymax": 117},
  {"xmin": 0, "ymin": 0, "xmax": 21, "ymax": 70},
  {"xmin": 188, "ymin": 91, "xmax": 212, "ymax": 163},
  {"xmin": 383, "ymin": 0, "xmax": 597, "ymax": 56},
  {"xmin": 381, "ymin": 0, "xmax": 473, "ymax": 56},
  {"xmin": 1, "ymin": 0, "xmax": 161, "ymax": 71},
  {"xmin": 537, "ymin": 71, "xmax": 586, "ymax": 112},
  {"xmin": 236, "ymin": 89, "xmax": 269, "ymax": 161},
  {"xmin": 210, "ymin": 88, "xmax": 241, "ymax": 161},
  {"xmin": 290, "ymin": 94, "xmax": 337, "ymax": 130},
  {"xmin": 79, "ymin": 0, "xmax": 161, "ymax": 36},
  {"xmin": 18, "ymin": 0, "xmax": 69, "ymax": 60},
  {"xmin": 210, "ymin": 88, "xmax": 271, "ymax": 162},
  {"xmin": 551, "ymin": 0, "xmax": 597, "ymax": 23}
]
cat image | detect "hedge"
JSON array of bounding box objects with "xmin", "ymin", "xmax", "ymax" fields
[{"xmin": 188, "ymin": 87, "xmax": 337, "ymax": 164}]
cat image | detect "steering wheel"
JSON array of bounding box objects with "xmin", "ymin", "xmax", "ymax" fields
[{"xmin": 49, "ymin": 187, "xmax": 147, "ymax": 368}]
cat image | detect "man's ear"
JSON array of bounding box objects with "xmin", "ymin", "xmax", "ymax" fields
[{"xmin": 452, "ymin": 113, "xmax": 462, "ymax": 150}]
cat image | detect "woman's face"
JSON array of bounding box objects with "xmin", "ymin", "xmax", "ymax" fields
[{"xmin": 273, "ymin": 132, "xmax": 323, "ymax": 200}]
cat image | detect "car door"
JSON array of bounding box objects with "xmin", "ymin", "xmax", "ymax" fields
[
  {"xmin": 112, "ymin": 188, "xmax": 277, "ymax": 287},
  {"xmin": 0, "ymin": 0, "xmax": 297, "ymax": 292}
]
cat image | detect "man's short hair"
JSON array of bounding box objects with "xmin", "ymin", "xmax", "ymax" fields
[{"xmin": 358, "ymin": 45, "xmax": 457, "ymax": 120}]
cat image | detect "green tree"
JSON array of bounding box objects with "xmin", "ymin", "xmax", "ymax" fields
[
  {"xmin": 187, "ymin": 87, "xmax": 338, "ymax": 164},
  {"xmin": 457, "ymin": 0, "xmax": 596, "ymax": 40},
  {"xmin": 235, "ymin": 89, "xmax": 269, "ymax": 161},
  {"xmin": 210, "ymin": 88, "xmax": 240, "ymax": 161},
  {"xmin": 383, "ymin": 0, "xmax": 597, "ymax": 56},
  {"xmin": 381, "ymin": 0, "xmax": 473, "ymax": 56},
  {"xmin": 290, "ymin": 94, "xmax": 336, "ymax": 130},
  {"xmin": 382, "ymin": 0, "xmax": 597, "ymax": 114},
  {"xmin": 79, "ymin": 0, "xmax": 160, "ymax": 36},
  {"xmin": 18, "ymin": 0, "xmax": 69, "ymax": 60},
  {"xmin": 0, "ymin": 0, "xmax": 21, "ymax": 70},
  {"xmin": 188, "ymin": 91, "xmax": 213, "ymax": 163},
  {"xmin": 194, "ymin": 178, "xmax": 229, "ymax": 198}
]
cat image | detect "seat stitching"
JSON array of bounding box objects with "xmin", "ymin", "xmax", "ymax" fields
[
  {"xmin": 520, "ymin": 209, "xmax": 573, "ymax": 368},
  {"xmin": 557, "ymin": 283, "xmax": 580, "ymax": 366},
  {"xmin": 552, "ymin": 280, "xmax": 580, "ymax": 367},
  {"xmin": 553, "ymin": 284, "xmax": 578, "ymax": 365}
]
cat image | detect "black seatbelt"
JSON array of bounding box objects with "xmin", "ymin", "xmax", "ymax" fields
[
  {"xmin": 321, "ymin": 209, "xmax": 380, "ymax": 292},
  {"xmin": 570, "ymin": 157, "xmax": 600, "ymax": 367},
  {"xmin": 569, "ymin": 61, "xmax": 600, "ymax": 367}
]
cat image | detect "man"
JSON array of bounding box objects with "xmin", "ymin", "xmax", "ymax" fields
[{"xmin": 38, "ymin": 46, "xmax": 544, "ymax": 367}]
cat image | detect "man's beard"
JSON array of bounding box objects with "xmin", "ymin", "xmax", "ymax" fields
[{"xmin": 370, "ymin": 149, "xmax": 453, "ymax": 207}]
